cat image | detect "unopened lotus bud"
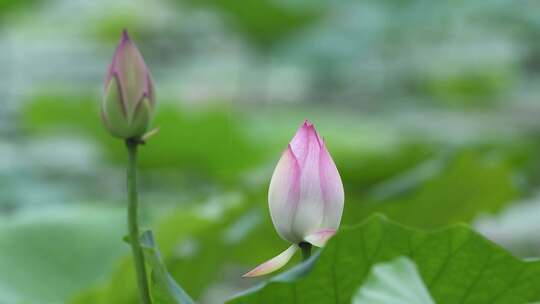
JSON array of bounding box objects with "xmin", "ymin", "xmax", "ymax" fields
[
  {"xmin": 101, "ymin": 30, "xmax": 155, "ymax": 139},
  {"xmin": 244, "ymin": 120, "xmax": 344, "ymax": 277}
]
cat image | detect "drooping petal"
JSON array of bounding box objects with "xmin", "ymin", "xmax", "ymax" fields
[
  {"xmin": 319, "ymin": 140, "xmax": 345, "ymax": 229},
  {"xmin": 242, "ymin": 245, "xmax": 298, "ymax": 277},
  {"xmin": 290, "ymin": 123, "xmax": 325, "ymax": 241},
  {"xmin": 304, "ymin": 229, "xmax": 336, "ymax": 247},
  {"xmin": 268, "ymin": 146, "xmax": 301, "ymax": 243}
]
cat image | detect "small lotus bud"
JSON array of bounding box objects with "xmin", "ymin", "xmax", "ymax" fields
[
  {"xmin": 244, "ymin": 120, "xmax": 344, "ymax": 277},
  {"xmin": 101, "ymin": 30, "xmax": 155, "ymax": 139}
]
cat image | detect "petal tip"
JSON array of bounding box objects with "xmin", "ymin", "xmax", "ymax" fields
[
  {"xmin": 286, "ymin": 143, "xmax": 296, "ymax": 156},
  {"xmin": 303, "ymin": 119, "xmax": 313, "ymax": 127},
  {"xmin": 241, "ymin": 270, "xmax": 258, "ymax": 278},
  {"xmin": 241, "ymin": 245, "xmax": 298, "ymax": 278},
  {"xmin": 121, "ymin": 29, "xmax": 130, "ymax": 42},
  {"xmin": 117, "ymin": 29, "xmax": 133, "ymax": 52},
  {"xmin": 241, "ymin": 264, "xmax": 270, "ymax": 278},
  {"xmin": 303, "ymin": 120, "xmax": 322, "ymax": 147}
]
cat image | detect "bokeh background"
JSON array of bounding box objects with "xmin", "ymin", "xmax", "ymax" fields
[{"xmin": 2, "ymin": 0, "xmax": 540, "ymax": 303}]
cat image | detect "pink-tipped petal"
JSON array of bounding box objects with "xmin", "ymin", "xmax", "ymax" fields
[
  {"xmin": 104, "ymin": 30, "xmax": 130, "ymax": 92},
  {"xmin": 269, "ymin": 146, "xmax": 301, "ymax": 243},
  {"xmin": 290, "ymin": 120, "xmax": 321, "ymax": 165},
  {"xmin": 304, "ymin": 229, "xmax": 337, "ymax": 247},
  {"xmin": 106, "ymin": 30, "xmax": 153, "ymax": 121},
  {"xmin": 319, "ymin": 141, "xmax": 344, "ymax": 229},
  {"xmin": 290, "ymin": 123, "xmax": 325, "ymax": 240},
  {"xmin": 118, "ymin": 41, "xmax": 148, "ymax": 118},
  {"xmin": 242, "ymin": 245, "xmax": 298, "ymax": 278}
]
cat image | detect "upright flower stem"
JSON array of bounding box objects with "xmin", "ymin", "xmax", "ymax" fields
[
  {"xmin": 126, "ymin": 139, "xmax": 151, "ymax": 304},
  {"xmin": 299, "ymin": 242, "xmax": 312, "ymax": 261}
]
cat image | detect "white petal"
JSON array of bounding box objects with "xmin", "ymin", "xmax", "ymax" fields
[
  {"xmin": 319, "ymin": 141, "xmax": 344, "ymax": 229},
  {"xmin": 268, "ymin": 146, "xmax": 300, "ymax": 243},
  {"xmin": 291, "ymin": 124, "xmax": 325, "ymax": 240},
  {"xmin": 290, "ymin": 120, "xmax": 320, "ymax": 164},
  {"xmin": 242, "ymin": 245, "xmax": 298, "ymax": 277}
]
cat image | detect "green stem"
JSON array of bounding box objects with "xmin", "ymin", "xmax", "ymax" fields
[
  {"xmin": 126, "ymin": 139, "xmax": 151, "ymax": 304},
  {"xmin": 299, "ymin": 242, "xmax": 312, "ymax": 261}
]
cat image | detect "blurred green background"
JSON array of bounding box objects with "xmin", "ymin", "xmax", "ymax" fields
[{"xmin": 2, "ymin": 0, "xmax": 540, "ymax": 303}]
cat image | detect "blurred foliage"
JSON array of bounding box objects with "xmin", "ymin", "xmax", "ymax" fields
[
  {"xmin": 70, "ymin": 195, "xmax": 251, "ymax": 303},
  {"xmin": 337, "ymin": 143, "xmax": 436, "ymax": 196},
  {"xmin": 345, "ymin": 151, "xmax": 518, "ymax": 229},
  {"xmin": 414, "ymin": 67, "xmax": 515, "ymax": 107},
  {"xmin": 0, "ymin": 206, "xmax": 126, "ymax": 303},
  {"xmin": 0, "ymin": 0, "xmax": 39, "ymax": 19},
  {"xmin": 21, "ymin": 94, "xmax": 266, "ymax": 184},
  {"xmin": 92, "ymin": 14, "xmax": 142, "ymax": 43},
  {"xmin": 180, "ymin": 0, "xmax": 322, "ymax": 48}
]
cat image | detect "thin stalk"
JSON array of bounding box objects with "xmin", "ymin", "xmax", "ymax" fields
[
  {"xmin": 299, "ymin": 242, "xmax": 312, "ymax": 261},
  {"xmin": 126, "ymin": 139, "xmax": 151, "ymax": 304}
]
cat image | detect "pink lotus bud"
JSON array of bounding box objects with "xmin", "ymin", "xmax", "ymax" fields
[
  {"xmin": 101, "ymin": 30, "xmax": 155, "ymax": 139},
  {"xmin": 244, "ymin": 120, "xmax": 344, "ymax": 277}
]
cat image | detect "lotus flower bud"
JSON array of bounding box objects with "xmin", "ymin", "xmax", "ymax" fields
[
  {"xmin": 244, "ymin": 120, "xmax": 344, "ymax": 277},
  {"xmin": 101, "ymin": 30, "xmax": 155, "ymax": 139}
]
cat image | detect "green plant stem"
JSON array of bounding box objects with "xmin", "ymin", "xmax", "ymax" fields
[
  {"xmin": 126, "ymin": 139, "xmax": 151, "ymax": 304},
  {"xmin": 299, "ymin": 242, "xmax": 312, "ymax": 261}
]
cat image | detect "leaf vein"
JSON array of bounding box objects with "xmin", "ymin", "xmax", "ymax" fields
[
  {"xmin": 457, "ymin": 250, "xmax": 494, "ymax": 304},
  {"xmin": 428, "ymin": 234, "xmax": 473, "ymax": 288}
]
